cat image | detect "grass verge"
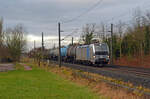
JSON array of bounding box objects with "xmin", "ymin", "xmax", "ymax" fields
[
  {"xmin": 27, "ymin": 61, "xmax": 150, "ymax": 99},
  {"xmin": 0, "ymin": 63, "xmax": 103, "ymax": 99}
]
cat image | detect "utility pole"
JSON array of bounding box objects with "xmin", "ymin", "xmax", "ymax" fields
[
  {"xmin": 110, "ymin": 24, "xmax": 113, "ymax": 65},
  {"xmin": 42, "ymin": 32, "xmax": 44, "ymax": 51},
  {"xmin": 72, "ymin": 37, "xmax": 74, "ymax": 45},
  {"xmin": 58, "ymin": 22, "xmax": 61, "ymax": 67},
  {"xmin": 34, "ymin": 40, "xmax": 36, "ymax": 62},
  {"xmin": 42, "ymin": 32, "xmax": 44, "ymax": 61},
  {"xmin": 34, "ymin": 40, "xmax": 36, "ymax": 50},
  {"xmin": 102, "ymin": 25, "xmax": 105, "ymax": 42}
]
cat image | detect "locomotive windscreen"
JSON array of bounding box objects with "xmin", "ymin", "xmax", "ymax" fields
[
  {"xmin": 95, "ymin": 44, "xmax": 108, "ymax": 51},
  {"xmin": 95, "ymin": 44, "xmax": 109, "ymax": 55}
]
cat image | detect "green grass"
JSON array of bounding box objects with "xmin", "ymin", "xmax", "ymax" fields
[{"xmin": 0, "ymin": 65, "xmax": 102, "ymax": 99}]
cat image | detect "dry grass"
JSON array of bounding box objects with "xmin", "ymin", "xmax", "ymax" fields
[
  {"xmin": 25, "ymin": 61, "xmax": 150, "ymax": 99},
  {"xmin": 114, "ymin": 55, "xmax": 150, "ymax": 68}
]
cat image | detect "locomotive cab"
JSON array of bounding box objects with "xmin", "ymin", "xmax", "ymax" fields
[{"xmin": 93, "ymin": 43, "xmax": 109, "ymax": 64}]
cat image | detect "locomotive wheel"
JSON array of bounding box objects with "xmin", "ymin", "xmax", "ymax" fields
[{"xmin": 99, "ymin": 64, "xmax": 103, "ymax": 67}]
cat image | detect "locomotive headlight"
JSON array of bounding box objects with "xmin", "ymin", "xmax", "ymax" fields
[{"xmin": 93, "ymin": 55, "xmax": 95, "ymax": 58}]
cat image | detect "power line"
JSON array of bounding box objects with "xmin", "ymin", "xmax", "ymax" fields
[
  {"xmin": 61, "ymin": 29, "xmax": 79, "ymax": 41},
  {"xmin": 104, "ymin": 2, "xmax": 150, "ymax": 25},
  {"xmin": 60, "ymin": 2, "xmax": 149, "ymax": 41},
  {"xmin": 61, "ymin": 0, "xmax": 103, "ymax": 23},
  {"xmin": 58, "ymin": 0, "xmax": 150, "ymax": 48},
  {"xmin": 61, "ymin": 0, "xmax": 150, "ymax": 24}
]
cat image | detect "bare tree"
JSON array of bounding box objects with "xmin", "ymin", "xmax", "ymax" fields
[
  {"xmin": 0, "ymin": 18, "xmax": 3, "ymax": 61},
  {"xmin": 82, "ymin": 24, "xmax": 96, "ymax": 44},
  {"xmin": 0, "ymin": 18, "xmax": 3, "ymax": 46},
  {"xmin": 116, "ymin": 20, "xmax": 125, "ymax": 57},
  {"xmin": 97, "ymin": 22, "xmax": 106, "ymax": 42},
  {"xmin": 145, "ymin": 11, "xmax": 150, "ymax": 25},
  {"xmin": 132, "ymin": 8, "xmax": 143, "ymax": 28},
  {"xmin": 5, "ymin": 24, "xmax": 27, "ymax": 62}
]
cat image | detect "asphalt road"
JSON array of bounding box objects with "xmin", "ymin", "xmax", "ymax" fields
[{"xmin": 0, "ymin": 63, "xmax": 15, "ymax": 72}]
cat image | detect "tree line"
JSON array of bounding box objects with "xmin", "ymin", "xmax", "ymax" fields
[{"xmin": 81, "ymin": 9, "xmax": 150, "ymax": 60}]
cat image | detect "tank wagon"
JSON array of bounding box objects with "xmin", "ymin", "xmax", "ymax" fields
[
  {"xmin": 67, "ymin": 45, "xmax": 78, "ymax": 62},
  {"xmin": 49, "ymin": 48, "xmax": 59, "ymax": 60},
  {"xmin": 49, "ymin": 43, "xmax": 110, "ymax": 66},
  {"xmin": 61, "ymin": 46, "xmax": 68, "ymax": 61},
  {"xmin": 49, "ymin": 46, "xmax": 68, "ymax": 61}
]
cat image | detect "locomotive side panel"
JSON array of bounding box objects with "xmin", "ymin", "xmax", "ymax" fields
[
  {"xmin": 76, "ymin": 45, "xmax": 91, "ymax": 61},
  {"xmin": 76, "ymin": 47, "xmax": 81, "ymax": 60}
]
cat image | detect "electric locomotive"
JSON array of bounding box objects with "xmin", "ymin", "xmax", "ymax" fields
[{"xmin": 76, "ymin": 43, "xmax": 109, "ymax": 65}]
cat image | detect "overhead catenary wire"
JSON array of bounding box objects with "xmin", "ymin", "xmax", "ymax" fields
[
  {"xmin": 61, "ymin": 1, "xmax": 146, "ymax": 32},
  {"xmin": 104, "ymin": 2, "xmax": 150, "ymax": 25},
  {"xmin": 59, "ymin": 0, "xmax": 150, "ymax": 45},
  {"xmin": 59, "ymin": 0, "xmax": 104, "ymax": 43},
  {"xmin": 102, "ymin": 3, "xmax": 150, "ymax": 37},
  {"xmin": 61, "ymin": 0, "xmax": 150, "ymax": 25},
  {"xmin": 61, "ymin": 0, "xmax": 103, "ymax": 24},
  {"xmin": 61, "ymin": 29, "xmax": 79, "ymax": 41}
]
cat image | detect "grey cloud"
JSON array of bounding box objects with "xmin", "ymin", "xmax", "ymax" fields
[{"xmin": 0, "ymin": 0, "xmax": 149, "ymax": 37}]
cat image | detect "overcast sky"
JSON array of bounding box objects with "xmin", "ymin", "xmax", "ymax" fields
[{"xmin": 0, "ymin": 0, "xmax": 150, "ymax": 49}]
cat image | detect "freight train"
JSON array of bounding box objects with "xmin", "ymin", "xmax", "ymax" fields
[{"xmin": 49, "ymin": 43, "xmax": 110, "ymax": 66}]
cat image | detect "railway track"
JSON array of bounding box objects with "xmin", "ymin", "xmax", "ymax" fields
[
  {"xmin": 62, "ymin": 61, "xmax": 150, "ymax": 79},
  {"xmin": 100, "ymin": 65, "xmax": 150, "ymax": 78},
  {"xmin": 49, "ymin": 60, "xmax": 150, "ymax": 88},
  {"xmin": 48, "ymin": 60, "xmax": 150, "ymax": 97}
]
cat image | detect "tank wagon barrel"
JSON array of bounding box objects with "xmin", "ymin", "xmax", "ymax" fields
[
  {"xmin": 67, "ymin": 45, "xmax": 77, "ymax": 62},
  {"xmin": 61, "ymin": 46, "xmax": 68, "ymax": 61}
]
